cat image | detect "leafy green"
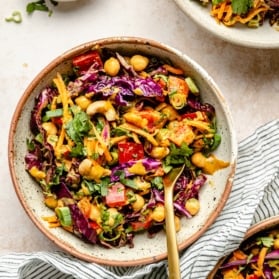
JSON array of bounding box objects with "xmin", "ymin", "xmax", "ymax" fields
[
  {"xmin": 231, "ymin": 0, "xmax": 253, "ymax": 15},
  {"xmin": 26, "ymin": 0, "xmax": 58, "ymax": 16},
  {"xmin": 256, "ymin": 236, "xmax": 274, "ymax": 248},
  {"xmin": 111, "ymin": 127, "xmax": 128, "ymax": 137},
  {"xmin": 26, "ymin": 139, "xmax": 35, "ymax": 152},
  {"xmin": 164, "ymin": 142, "xmax": 193, "ymax": 166},
  {"xmin": 212, "ymin": 0, "xmax": 253, "ymax": 15},
  {"xmin": 42, "ymin": 108, "xmax": 63, "ymax": 122},
  {"xmin": 65, "ymin": 110, "xmax": 92, "ymax": 143},
  {"xmin": 70, "ymin": 142, "xmax": 86, "ymax": 157},
  {"xmin": 83, "ymin": 177, "xmax": 110, "ymax": 197},
  {"xmin": 119, "ymin": 172, "xmax": 139, "ymax": 190},
  {"xmin": 151, "ymin": 176, "xmax": 164, "ymax": 190}
]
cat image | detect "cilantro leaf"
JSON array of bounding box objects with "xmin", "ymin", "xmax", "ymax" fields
[
  {"xmin": 212, "ymin": 0, "xmax": 253, "ymax": 15},
  {"xmin": 232, "ymin": 0, "xmax": 253, "ymax": 14},
  {"xmin": 256, "ymin": 236, "xmax": 274, "ymax": 248},
  {"xmin": 26, "ymin": 0, "xmax": 58, "ymax": 16},
  {"xmin": 26, "ymin": 1, "xmax": 49, "ymax": 14},
  {"xmin": 65, "ymin": 110, "xmax": 92, "ymax": 143},
  {"xmin": 83, "ymin": 177, "xmax": 110, "ymax": 196},
  {"xmin": 164, "ymin": 142, "xmax": 193, "ymax": 166}
]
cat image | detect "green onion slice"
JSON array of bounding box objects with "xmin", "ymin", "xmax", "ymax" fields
[
  {"xmin": 185, "ymin": 77, "xmax": 199, "ymax": 95},
  {"xmin": 55, "ymin": 206, "xmax": 72, "ymax": 227}
]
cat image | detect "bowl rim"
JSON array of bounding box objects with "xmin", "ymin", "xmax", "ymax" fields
[
  {"xmin": 8, "ymin": 36, "xmax": 238, "ymax": 266},
  {"xmin": 208, "ymin": 215, "xmax": 279, "ymax": 277},
  {"xmin": 173, "ymin": 0, "xmax": 279, "ymax": 49}
]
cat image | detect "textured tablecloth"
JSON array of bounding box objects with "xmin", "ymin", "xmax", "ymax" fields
[{"xmin": 1, "ymin": 119, "xmax": 278, "ymax": 279}]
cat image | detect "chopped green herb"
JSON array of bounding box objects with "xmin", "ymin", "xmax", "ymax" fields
[
  {"xmin": 26, "ymin": 139, "xmax": 35, "ymax": 152},
  {"xmin": 55, "ymin": 206, "xmax": 72, "ymax": 227},
  {"xmin": 5, "ymin": 11, "xmax": 22, "ymax": 23},
  {"xmin": 42, "ymin": 108, "xmax": 63, "ymax": 122},
  {"xmin": 231, "ymin": 0, "xmax": 253, "ymax": 15},
  {"xmin": 65, "ymin": 110, "xmax": 92, "ymax": 143},
  {"xmin": 211, "ymin": 0, "xmax": 253, "ymax": 14},
  {"xmin": 151, "ymin": 176, "xmax": 164, "ymax": 190},
  {"xmin": 26, "ymin": 0, "xmax": 58, "ymax": 16},
  {"xmin": 70, "ymin": 142, "xmax": 86, "ymax": 157},
  {"xmin": 165, "ymin": 142, "xmax": 193, "ymax": 166},
  {"xmin": 185, "ymin": 77, "xmax": 199, "ymax": 95},
  {"xmin": 256, "ymin": 236, "xmax": 274, "ymax": 247},
  {"xmin": 83, "ymin": 177, "xmax": 110, "ymax": 196}
]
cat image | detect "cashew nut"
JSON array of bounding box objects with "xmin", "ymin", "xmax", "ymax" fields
[{"xmin": 86, "ymin": 100, "xmax": 116, "ymax": 121}]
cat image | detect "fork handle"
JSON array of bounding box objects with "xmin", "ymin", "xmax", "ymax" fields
[{"xmin": 165, "ymin": 187, "xmax": 181, "ymax": 279}]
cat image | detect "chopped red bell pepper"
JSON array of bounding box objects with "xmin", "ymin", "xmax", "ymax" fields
[
  {"xmin": 72, "ymin": 50, "xmax": 103, "ymax": 72},
  {"xmin": 118, "ymin": 142, "xmax": 144, "ymax": 164},
  {"xmin": 105, "ymin": 183, "xmax": 127, "ymax": 208},
  {"xmin": 89, "ymin": 221, "xmax": 100, "ymax": 230},
  {"xmin": 180, "ymin": 112, "xmax": 197, "ymax": 120},
  {"xmin": 131, "ymin": 215, "xmax": 152, "ymax": 232},
  {"xmin": 246, "ymin": 275, "xmax": 259, "ymax": 279},
  {"xmin": 52, "ymin": 116, "xmax": 63, "ymax": 126}
]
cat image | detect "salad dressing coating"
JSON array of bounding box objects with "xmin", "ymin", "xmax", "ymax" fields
[
  {"xmin": 197, "ymin": 0, "xmax": 279, "ymax": 30},
  {"xmin": 25, "ymin": 48, "xmax": 229, "ymax": 248},
  {"xmin": 214, "ymin": 228, "xmax": 279, "ymax": 278}
]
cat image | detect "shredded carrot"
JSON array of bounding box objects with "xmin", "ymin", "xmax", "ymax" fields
[
  {"xmin": 233, "ymin": 249, "xmax": 247, "ymax": 260},
  {"xmin": 54, "ymin": 127, "xmax": 66, "ymax": 159},
  {"xmin": 53, "ymin": 73, "xmax": 71, "ymax": 122},
  {"xmin": 257, "ymin": 246, "xmax": 268, "ymax": 271},
  {"xmin": 162, "ymin": 64, "xmax": 184, "ymax": 75},
  {"xmin": 119, "ymin": 123, "xmax": 158, "ymax": 146},
  {"xmin": 42, "ymin": 215, "xmax": 58, "ymax": 222},
  {"xmin": 211, "ymin": 0, "xmax": 269, "ymax": 27}
]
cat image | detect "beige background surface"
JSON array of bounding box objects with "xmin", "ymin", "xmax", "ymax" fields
[{"xmin": 0, "ymin": 0, "xmax": 278, "ymax": 253}]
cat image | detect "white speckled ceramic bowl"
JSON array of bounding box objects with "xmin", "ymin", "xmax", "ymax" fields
[
  {"xmin": 8, "ymin": 37, "xmax": 237, "ymax": 266},
  {"xmin": 174, "ymin": 0, "xmax": 279, "ymax": 49},
  {"xmin": 208, "ymin": 216, "xmax": 279, "ymax": 278}
]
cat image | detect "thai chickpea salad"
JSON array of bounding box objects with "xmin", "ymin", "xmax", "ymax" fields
[
  {"xmin": 196, "ymin": 0, "xmax": 279, "ymax": 30},
  {"xmin": 25, "ymin": 48, "xmax": 229, "ymax": 248},
  {"xmin": 214, "ymin": 228, "xmax": 279, "ymax": 278}
]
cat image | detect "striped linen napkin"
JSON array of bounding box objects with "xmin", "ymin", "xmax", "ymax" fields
[{"xmin": 1, "ymin": 119, "xmax": 278, "ymax": 279}]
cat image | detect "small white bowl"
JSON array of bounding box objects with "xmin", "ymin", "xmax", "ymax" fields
[
  {"xmin": 174, "ymin": 0, "xmax": 279, "ymax": 49},
  {"xmin": 208, "ymin": 216, "xmax": 279, "ymax": 278}
]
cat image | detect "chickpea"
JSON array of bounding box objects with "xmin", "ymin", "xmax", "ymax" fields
[
  {"xmin": 274, "ymin": 238, "xmax": 279, "ymax": 249},
  {"xmin": 134, "ymin": 177, "xmax": 151, "ymax": 194},
  {"xmin": 89, "ymin": 204, "xmax": 101, "ymax": 223},
  {"xmin": 174, "ymin": 215, "xmax": 181, "ymax": 232},
  {"xmin": 78, "ymin": 158, "xmax": 92, "ymax": 176},
  {"xmin": 104, "ymin": 57, "xmax": 120, "ymax": 77},
  {"xmin": 160, "ymin": 105, "xmax": 180, "ymax": 121},
  {"xmin": 131, "ymin": 194, "xmax": 145, "ymax": 212},
  {"xmin": 42, "ymin": 122, "xmax": 57, "ymax": 135},
  {"xmin": 78, "ymin": 197, "xmax": 91, "ymax": 217},
  {"xmin": 151, "ymin": 205, "xmax": 165, "ymax": 222},
  {"xmin": 149, "ymin": 146, "xmax": 170, "ymax": 159},
  {"xmin": 44, "ymin": 196, "xmax": 58, "ymax": 209},
  {"xmin": 185, "ymin": 198, "xmax": 200, "ymax": 216},
  {"xmin": 75, "ymin": 96, "xmax": 92, "ymax": 110},
  {"xmin": 106, "ymin": 208, "xmax": 119, "ymax": 227},
  {"xmin": 130, "ymin": 55, "xmax": 149, "ymax": 71}
]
